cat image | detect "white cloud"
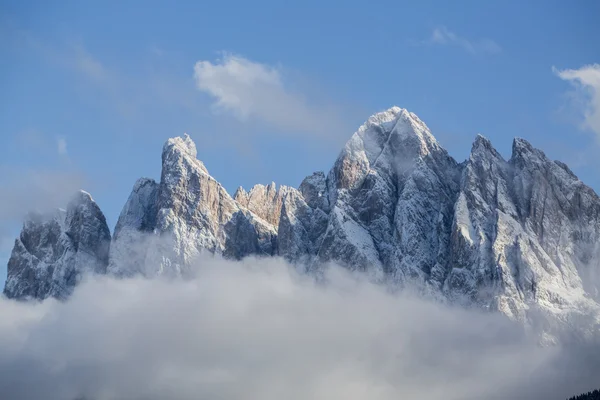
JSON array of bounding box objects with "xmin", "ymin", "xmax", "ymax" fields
[
  {"xmin": 0, "ymin": 257, "xmax": 598, "ymax": 400},
  {"xmin": 193, "ymin": 54, "xmax": 345, "ymax": 136},
  {"xmin": 554, "ymin": 64, "xmax": 600, "ymax": 139},
  {"xmin": 57, "ymin": 136, "xmax": 68, "ymax": 156},
  {"xmin": 7, "ymin": 24, "xmax": 350, "ymax": 142},
  {"xmin": 425, "ymin": 26, "xmax": 501, "ymax": 55}
]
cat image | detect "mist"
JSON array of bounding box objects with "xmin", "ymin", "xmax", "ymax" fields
[{"xmin": 0, "ymin": 256, "xmax": 599, "ymax": 400}]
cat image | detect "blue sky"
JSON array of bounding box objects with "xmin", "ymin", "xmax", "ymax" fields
[{"xmin": 1, "ymin": 0, "xmax": 599, "ymax": 283}]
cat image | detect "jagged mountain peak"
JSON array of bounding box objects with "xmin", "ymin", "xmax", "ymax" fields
[
  {"xmin": 509, "ymin": 136, "xmax": 580, "ymax": 190},
  {"xmin": 234, "ymin": 182, "xmax": 292, "ymax": 227},
  {"xmin": 472, "ymin": 133, "xmax": 494, "ymax": 151},
  {"xmin": 63, "ymin": 190, "xmax": 109, "ymax": 237},
  {"xmin": 512, "ymin": 136, "xmax": 535, "ymax": 154},
  {"xmin": 469, "ymin": 134, "xmax": 505, "ymax": 165},
  {"xmin": 352, "ymin": 106, "xmax": 440, "ymax": 159},
  {"xmin": 234, "ymin": 181, "xmax": 286, "ymax": 202},
  {"xmin": 358, "ymin": 106, "xmax": 406, "ymax": 132},
  {"xmin": 5, "ymin": 189, "xmax": 111, "ymax": 300},
  {"xmin": 132, "ymin": 177, "xmax": 158, "ymax": 192},
  {"xmin": 72, "ymin": 189, "xmax": 94, "ymax": 203},
  {"xmin": 161, "ymin": 133, "xmax": 209, "ymax": 176},
  {"xmin": 112, "ymin": 178, "xmax": 159, "ymax": 240},
  {"xmin": 233, "ymin": 186, "xmax": 247, "ymax": 200},
  {"xmin": 330, "ymin": 107, "xmax": 449, "ymax": 193},
  {"xmin": 164, "ymin": 133, "xmax": 197, "ymax": 159},
  {"xmin": 509, "ymin": 136, "xmax": 552, "ymax": 168},
  {"xmin": 6, "ymin": 105, "xmax": 600, "ymax": 342}
]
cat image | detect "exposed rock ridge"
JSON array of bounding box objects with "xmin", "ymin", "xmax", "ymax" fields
[
  {"xmin": 6, "ymin": 108, "xmax": 600, "ymax": 340},
  {"xmin": 4, "ymin": 191, "xmax": 111, "ymax": 300}
]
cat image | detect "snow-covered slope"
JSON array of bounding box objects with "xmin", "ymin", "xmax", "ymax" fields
[
  {"xmin": 316, "ymin": 107, "xmax": 462, "ymax": 283},
  {"xmin": 5, "ymin": 108, "xmax": 600, "ymax": 335},
  {"xmin": 447, "ymin": 135, "xmax": 600, "ymax": 335},
  {"xmin": 4, "ymin": 191, "xmax": 111, "ymax": 300}
]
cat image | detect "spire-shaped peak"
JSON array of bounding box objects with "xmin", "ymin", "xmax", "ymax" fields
[
  {"xmin": 64, "ymin": 189, "xmax": 110, "ymax": 260},
  {"xmin": 332, "ymin": 105, "xmax": 451, "ymax": 193},
  {"xmin": 68, "ymin": 190, "xmax": 95, "ymax": 208},
  {"xmin": 510, "ymin": 137, "xmax": 548, "ymax": 168},
  {"xmin": 512, "ymin": 137, "xmax": 534, "ymax": 156},
  {"xmin": 234, "ymin": 186, "xmax": 247, "ymax": 198},
  {"xmin": 471, "ymin": 134, "xmax": 501, "ymax": 156},
  {"xmin": 473, "ymin": 133, "xmax": 491, "ymax": 148},
  {"xmin": 360, "ymin": 106, "xmax": 405, "ymax": 132},
  {"xmin": 389, "ymin": 107, "xmax": 440, "ymax": 155},
  {"xmin": 358, "ymin": 106, "xmax": 430, "ymax": 138},
  {"xmin": 132, "ymin": 177, "xmax": 158, "ymax": 192},
  {"xmin": 161, "ymin": 133, "xmax": 209, "ymax": 175},
  {"xmin": 66, "ymin": 190, "xmax": 106, "ymax": 222},
  {"xmin": 349, "ymin": 106, "xmax": 441, "ymax": 162},
  {"xmin": 163, "ymin": 133, "xmax": 197, "ymax": 160},
  {"xmin": 467, "ymin": 134, "xmax": 506, "ymax": 169},
  {"xmin": 233, "ymin": 186, "xmax": 249, "ymax": 206}
]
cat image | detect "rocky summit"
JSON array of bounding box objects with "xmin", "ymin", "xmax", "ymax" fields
[
  {"xmin": 5, "ymin": 107, "xmax": 600, "ymax": 339},
  {"xmin": 4, "ymin": 190, "xmax": 111, "ymax": 300}
]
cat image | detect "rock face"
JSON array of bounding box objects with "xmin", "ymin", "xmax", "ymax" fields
[
  {"xmin": 316, "ymin": 107, "xmax": 462, "ymax": 283},
  {"xmin": 5, "ymin": 108, "xmax": 600, "ymax": 335},
  {"xmin": 447, "ymin": 135, "xmax": 600, "ymax": 326},
  {"xmin": 4, "ymin": 191, "xmax": 111, "ymax": 300},
  {"xmin": 108, "ymin": 134, "xmax": 279, "ymax": 277},
  {"xmin": 107, "ymin": 178, "xmax": 159, "ymax": 277},
  {"xmin": 234, "ymin": 182, "xmax": 292, "ymax": 227}
]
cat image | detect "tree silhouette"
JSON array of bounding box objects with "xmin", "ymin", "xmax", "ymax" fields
[{"xmin": 567, "ymin": 389, "xmax": 600, "ymax": 400}]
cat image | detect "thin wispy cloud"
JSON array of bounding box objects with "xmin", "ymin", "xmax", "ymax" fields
[
  {"xmin": 1, "ymin": 22, "xmax": 203, "ymax": 120},
  {"xmin": 0, "ymin": 168, "xmax": 85, "ymax": 221},
  {"xmin": 148, "ymin": 45, "xmax": 165, "ymax": 57},
  {"xmin": 14, "ymin": 129, "xmax": 69, "ymax": 161},
  {"xmin": 0, "ymin": 22, "xmax": 115, "ymax": 89},
  {"xmin": 56, "ymin": 136, "xmax": 68, "ymax": 156},
  {"xmin": 554, "ymin": 64, "xmax": 600, "ymax": 140},
  {"xmin": 4, "ymin": 20, "xmax": 352, "ymax": 145},
  {"xmin": 69, "ymin": 42, "xmax": 112, "ymax": 83},
  {"xmin": 193, "ymin": 53, "xmax": 347, "ymax": 137},
  {"xmin": 2, "ymin": 131, "xmax": 83, "ymax": 222},
  {"xmin": 421, "ymin": 26, "xmax": 501, "ymax": 55}
]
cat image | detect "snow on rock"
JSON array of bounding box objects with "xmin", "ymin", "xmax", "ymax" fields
[
  {"xmin": 448, "ymin": 134, "xmax": 600, "ymax": 336},
  {"xmin": 108, "ymin": 178, "xmax": 159, "ymax": 277},
  {"xmin": 277, "ymin": 185, "xmax": 329, "ymax": 265},
  {"xmin": 319, "ymin": 107, "xmax": 461, "ymax": 284},
  {"xmin": 109, "ymin": 134, "xmax": 282, "ymax": 277},
  {"xmin": 234, "ymin": 182, "xmax": 292, "ymax": 227},
  {"xmin": 5, "ymin": 107, "xmax": 600, "ymax": 340},
  {"xmin": 4, "ymin": 190, "xmax": 111, "ymax": 300},
  {"xmin": 299, "ymin": 171, "xmax": 330, "ymax": 212}
]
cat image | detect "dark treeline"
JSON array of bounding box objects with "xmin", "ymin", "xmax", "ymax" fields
[{"xmin": 568, "ymin": 389, "xmax": 600, "ymax": 400}]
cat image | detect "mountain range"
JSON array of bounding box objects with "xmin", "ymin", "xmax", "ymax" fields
[{"xmin": 5, "ymin": 106, "xmax": 600, "ymax": 339}]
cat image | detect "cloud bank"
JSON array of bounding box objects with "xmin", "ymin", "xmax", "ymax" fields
[
  {"xmin": 193, "ymin": 54, "xmax": 345, "ymax": 136},
  {"xmin": 554, "ymin": 64, "xmax": 600, "ymax": 140},
  {"xmin": 0, "ymin": 257, "xmax": 599, "ymax": 400}
]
